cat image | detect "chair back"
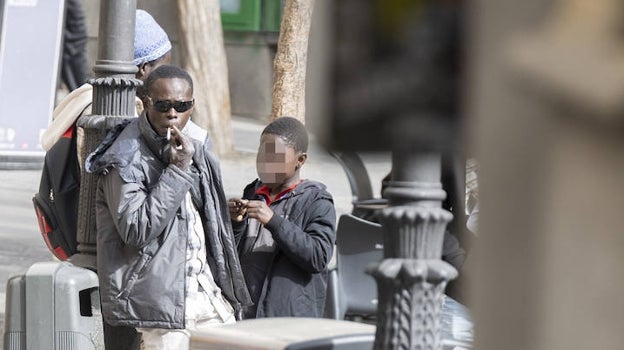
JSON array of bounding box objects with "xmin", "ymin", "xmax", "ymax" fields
[
  {"xmin": 335, "ymin": 214, "xmax": 384, "ymax": 319},
  {"xmin": 330, "ymin": 151, "xmax": 375, "ymax": 202}
]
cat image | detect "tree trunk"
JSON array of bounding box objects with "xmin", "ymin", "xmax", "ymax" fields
[
  {"xmin": 177, "ymin": 0, "xmax": 233, "ymax": 155},
  {"xmin": 271, "ymin": 0, "xmax": 315, "ymax": 123}
]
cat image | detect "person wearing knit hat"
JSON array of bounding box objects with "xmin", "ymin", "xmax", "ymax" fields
[
  {"xmin": 42, "ymin": 9, "xmax": 175, "ymax": 151},
  {"xmin": 134, "ymin": 9, "xmax": 172, "ymax": 81},
  {"xmin": 134, "ymin": 9, "xmax": 171, "ymax": 66}
]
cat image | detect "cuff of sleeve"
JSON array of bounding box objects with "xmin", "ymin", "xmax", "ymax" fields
[
  {"xmin": 163, "ymin": 164, "xmax": 195, "ymax": 192},
  {"xmin": 264, "ymin": 214, "xmax": 284, "ymax": 232},
  {"xmin": 167, "ymin": 163, "xmax": 195, "ymax": 182}
]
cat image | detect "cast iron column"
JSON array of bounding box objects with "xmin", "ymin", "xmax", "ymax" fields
[
  {"xmin": 71, "ymin": 0, "xmax": 141, "ymax": 270},
  {"xmin": 71, "ymin": 1, "xmax": 142, "ymax": 349},
  {"xmin": 370, "ymin": 152, "xmax": 457, "ymax": 350},
  {"xmin": 71, "ymin": 0, "xmax": 142, "ymax": 350}
]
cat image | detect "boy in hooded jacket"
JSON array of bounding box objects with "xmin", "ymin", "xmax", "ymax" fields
[{"xmin": 228, "ymin": 116, "xmax": 336, "ymax": 319}]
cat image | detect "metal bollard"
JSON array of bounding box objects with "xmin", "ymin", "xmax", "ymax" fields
[{"xmin": 4, "ymin": 261, "xmax": 104, "ymax": 350}]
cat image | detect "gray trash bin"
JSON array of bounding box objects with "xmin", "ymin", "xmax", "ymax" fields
[
  {"xmin": 4, "ymin": 274, "xmax": 26, "ymax": 349},
  {"xmin": 4, "ymin": 261, "xmax": 104, "ymax": 350}
]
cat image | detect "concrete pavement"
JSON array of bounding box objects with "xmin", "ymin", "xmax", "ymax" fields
[{"xmin": 0, "ymin": 116, "xmax": 391, "ymax": 337}]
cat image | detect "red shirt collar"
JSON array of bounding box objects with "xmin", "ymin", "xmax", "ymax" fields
[{"xmin": 255, "ymin": 181, "xmax": 302, "ymax": 205}]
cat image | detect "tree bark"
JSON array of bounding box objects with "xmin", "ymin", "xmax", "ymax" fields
[
  {"xmin": 177, "ymin": 0, "xmax": 233, "ymax": 155},
  {"xmin": 271, "ymin": 0, "xmax": 315, "ymax": 123}
]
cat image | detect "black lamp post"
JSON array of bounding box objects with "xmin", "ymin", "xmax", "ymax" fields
[
  {"xmin": 71, "ymin": 1, "xmax": 142, "ymax": 349},
  {"xmin": 72, "ymin": 0, "xmax": 140, "ymax": 269}
]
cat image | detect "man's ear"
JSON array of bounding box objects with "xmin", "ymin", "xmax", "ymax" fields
[
  {"xmin": 140, "ymin": 95, "xmax": 150, "ymax": 110},
  {"xmin": 136, "ymin": 62, "xmax": 149, "ymax": 80}
]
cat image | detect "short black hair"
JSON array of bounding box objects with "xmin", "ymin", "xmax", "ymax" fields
[
  {"xmin": 262, "ymin": 116, "xmax": 309, "ymax": 153},
  {"xmin": 145, "ymin": 65, "xmax": 193, "ymax": 96}
]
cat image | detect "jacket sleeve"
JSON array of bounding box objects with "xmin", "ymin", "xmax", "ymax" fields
[
  {"xmin": 100, "ymin": 164, "xmax": 195, "ymax": 248},
  {"xmin": 264, "ymin": 195, "xmax": 336, "ymax": 273},
  {"xmin": 232, "ymin": 220, "xmax": 248, "ymax": 247},
  {"xmin": 233, "ymin": 181, "xmax": 257, "ymax": 246}
]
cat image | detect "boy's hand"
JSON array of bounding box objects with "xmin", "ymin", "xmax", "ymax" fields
[
  {"xmin": 245, "ymin": 200, "xmax": 274, "ymax": 225},
  {"xmin": 228, "ymin": 198, "xmax": 249, "ymax": 222}
]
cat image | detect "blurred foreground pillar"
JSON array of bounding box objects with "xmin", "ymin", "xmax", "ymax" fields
[
  {"xmin": 71, "ymin": 0, "xmax": 141, "ymax": 349},
  {"xmin": 469, "ymin": 0, "xmax": 624, "ymax": 349},
  {"xmin": 326, "ymin": 1, "xmax": 463, "ymax": 349}
]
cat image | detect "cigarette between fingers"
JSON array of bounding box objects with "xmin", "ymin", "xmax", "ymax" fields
[{"xmin": 166, "ymin": 128, "xmax": 171, "ymax": 141}]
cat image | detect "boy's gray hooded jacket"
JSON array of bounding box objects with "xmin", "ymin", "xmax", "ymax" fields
[
  {"xmin": 86, "ymin": 113, "xmax": 252, "ymax": 329},
  {"xmin": 234, "ymin": 179, "xmax": 336, "ymax": 318}
]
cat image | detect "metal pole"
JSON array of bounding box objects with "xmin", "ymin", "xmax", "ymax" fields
[
  {"xmin": 71, "ymin": 0, "xmax": 140, "ymax": 270},
  {"xmin": 370, "ymin": 151, "xmax": 457, "ymax": 350},
  {"xmin": 70, "ymin": 1, "xmax": 141, "ymax": 349}
]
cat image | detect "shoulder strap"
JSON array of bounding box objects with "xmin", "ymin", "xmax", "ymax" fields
[{"xmin": 42, "ymin": 83, "xmax": 93, "ymax": 150}]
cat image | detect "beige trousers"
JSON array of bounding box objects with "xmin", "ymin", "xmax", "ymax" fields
[{"xmin": 137, "ymin": 290, "xmax": 235, "ymax": 350}]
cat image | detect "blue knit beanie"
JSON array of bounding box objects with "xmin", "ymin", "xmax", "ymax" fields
[{"xmin": 134, "ymin": 10, "xmax": 172, "ymax": 66}]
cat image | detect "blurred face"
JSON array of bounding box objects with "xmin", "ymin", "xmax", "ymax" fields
[
  {"xmin": 145, "ymin": 77, "xmax": 194, "ymax": 137},
  {"xmin": 256, "ymin": 133, "xmax": 304, "ymax": 187}
]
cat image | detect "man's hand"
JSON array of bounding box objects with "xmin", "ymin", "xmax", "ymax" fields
[
  {"xmin": 245, "ymin": 200, "xmax": 274, "ymax": 225},
  {"xmin": 169, "ymin": 125, "xmax": 194, "ymax": 171},
  {"xmin": 228, "ymin": 198, "xmax": 249, "ymax": 222}
]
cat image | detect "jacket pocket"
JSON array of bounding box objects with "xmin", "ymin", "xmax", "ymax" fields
[{"xmin": 116, "ymin": 252, "xmax": 152, "ymax": 299}]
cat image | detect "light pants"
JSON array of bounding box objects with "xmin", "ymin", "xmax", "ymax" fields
[{"xmin": 137, "ymin": 290, "xmax": 235, "ymax": 350}]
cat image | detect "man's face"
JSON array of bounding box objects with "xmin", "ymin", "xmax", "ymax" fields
[
  {"xmin": 256, "ymin": 133, "xmax": 300, "ymax": 187},
  {"xmin": 137, "ymin": 51, "xmax": 172, "ymax": 81},
  {"xmin": 135, "ymin": 52, "xmax": 173, "ymax": 99},
  {"xmin": 145, "ymin": 77, "xmax": 193, "ymax": 137}
]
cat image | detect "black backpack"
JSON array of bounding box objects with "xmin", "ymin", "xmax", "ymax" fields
[{"xmin": 33, "ymin": 125, "xmax": 80, "ymax": 260}]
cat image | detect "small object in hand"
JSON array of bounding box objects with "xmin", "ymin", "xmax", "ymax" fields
[
  {"xmin": 234, "ymin": 200, "xmax": 247, "ymax": 221},
  {"xmin": 166, "ymin": 127, "xmax": 171, "ymax": 141}
]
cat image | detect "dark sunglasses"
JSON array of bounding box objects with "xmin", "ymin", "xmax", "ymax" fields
[{"xmin": 149, "ymin": 98, "xmax": 194, "ymax": 113}]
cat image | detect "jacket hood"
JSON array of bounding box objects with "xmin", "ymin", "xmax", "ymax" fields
[
  {"xmin": 292, "ymin": 180, "xmax": 329, "ymax": 196},
  {"xmin": 85, "ymin": 112, "xmax": 174, "ymax": 175}
]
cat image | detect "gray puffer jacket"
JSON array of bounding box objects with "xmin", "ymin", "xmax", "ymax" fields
[
  {"xmin": 234, "ymin": 179, "xmax": 336, "ymax": 318},
  {"xmin": 86, "ymin": 113, "xmax": 251, "ymax": 329}
]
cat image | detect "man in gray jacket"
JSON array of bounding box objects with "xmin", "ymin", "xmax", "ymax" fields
[{"xmin": 86, "ymin": 65, "xmax": 251, "ymax": 349}]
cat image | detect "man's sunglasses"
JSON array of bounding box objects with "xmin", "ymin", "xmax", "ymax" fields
[{"xmin": 149, "ymin": 98, "xmax": 194, "ymax": 113}]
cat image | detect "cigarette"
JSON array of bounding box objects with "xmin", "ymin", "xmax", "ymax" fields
[{"xmin": 166, "ymin": 127, "xmax": 171, "ymax": 141}]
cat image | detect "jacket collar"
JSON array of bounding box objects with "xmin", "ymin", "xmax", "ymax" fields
[
  {"xmin": 254, "ymin": 181, "xmax": 303, "ymax": 205},
  {"xmin": 139, "ymin": 110, "xmax": 170, "ymax": 163}
]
